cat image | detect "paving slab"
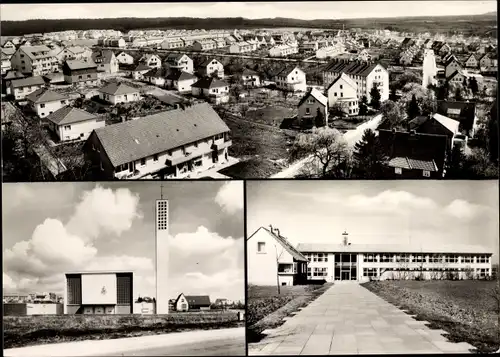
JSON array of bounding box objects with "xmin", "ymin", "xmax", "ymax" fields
[{"xmin": 248, "ymin": 283, "xmax": 475, "ymax": 355}]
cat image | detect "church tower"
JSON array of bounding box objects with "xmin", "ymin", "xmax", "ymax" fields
[{"xmin": 155, "ymin": 185, "xmax": 169, "ymax": 314}]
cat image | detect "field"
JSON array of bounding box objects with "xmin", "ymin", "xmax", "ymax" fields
[
  {"xmin": 4, "ymin": 311, "xmax": 242, "ymax": 349},
  {"xmin": 247, "ymin": 284, "xmax": 332, "ymax": 342},
  {"xmin": 363, "ymin": 280, "xmax": 499, "ymax": 353}
]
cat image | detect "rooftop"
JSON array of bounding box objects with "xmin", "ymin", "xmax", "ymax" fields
[
  {"xmin": 25, "ymin": 88, "xmax": 68, "ymax": 104},
  {"xmin": 98, "ymin": 82, "xmax": 139, "ymax": 96},
  {"xmin": 46, "ymin": 106, "xmax": 97, "ymax": 125},
  {"xmin": 11, "ymin": 76, "xmax": 45, "ymax": 88}
]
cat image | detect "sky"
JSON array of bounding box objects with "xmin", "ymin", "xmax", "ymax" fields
[
  {"xmin": 0, "ymin": 1, "xmax": 496, "ymax": 21},
  {"xmin": 247, "ymin": 180, "xmax": 499, "ymax": 263},
  {"xmin": 2, "ymin": 181, "xmax": 244, "ymax": 302}
]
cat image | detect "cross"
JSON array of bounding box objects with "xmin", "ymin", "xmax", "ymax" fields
[{"xmin": 160, "ymin": 183, "xmax": 164, "ymax": 200}]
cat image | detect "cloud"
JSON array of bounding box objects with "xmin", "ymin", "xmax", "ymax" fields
[
  {"xmin": 170, "ymin": 226, "xmax": 236, "ymax": 254},
  {"xmin": 345, "ymin": 190, "xmax": 437, "ymax": 213},
  {"xmin": 67, "ymin": 186, "xmax": 142, "ymax": 241},
  {"xmin": 3, "ymin": 186, "xmax": 144, "ymax": 295},
  {"xmin": 445, "ymin": 199, "xmax": 484, "ymax": 220},
  {"xmin": 215, "ymin": 181, "xmax": 243, "ymax": 215}
]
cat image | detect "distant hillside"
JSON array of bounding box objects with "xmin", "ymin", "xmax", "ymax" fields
[{"xmin": 1, "ymin": 13, "xmax": 497, "ymax": 37}]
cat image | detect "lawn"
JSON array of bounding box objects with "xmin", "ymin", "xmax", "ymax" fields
[
  {"xmin": 363, "ymin": 280, "xmax": 499, "ymax": 353},
  {"xmin": 218, "ymin": 113, "xmax": 296, "ymax": 178},
  {"xmin": 4, "ymin": 312, "xmax": 242, "ymax": 349},
  {"xmin": 247, "ymin": 283, "xmax": 332, "ymax": 342}
]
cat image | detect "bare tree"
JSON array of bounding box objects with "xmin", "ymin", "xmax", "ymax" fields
[{"xmin": 464, "ymin": 265, "xmax": 475, "ymax": 280}]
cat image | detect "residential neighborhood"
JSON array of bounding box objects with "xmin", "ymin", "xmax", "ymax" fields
[{"xmin": 1, "ymin": 5, "xmax": 498, "ymax": 181}]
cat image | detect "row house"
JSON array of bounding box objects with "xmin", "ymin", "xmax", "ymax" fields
[
  {"xmin": 26, "ymin": 88, "xmax": 69, "ymax": 118},
  {"xmin": 62, "ymin": 59, "xmax": 99, "ymax": 86},
  {"xmin": 273, "ymin": 65, "xmax": 307, "ymax": 92},
  {"xmin": 165, "ymin": 70, "xmax": 197, "ymax": 93},
  {"xmin": 214, "ymin": 38, "xmax": 227, "ymax": 48},
  {"xmin": 198, "ymin": 58, "xmax": 224, "ymax": 78},
  {"xmin": 192, "ymin": 39, "xmax": 217, "ymax": 51},
  {"xmin": 84, "ymin": 103, "xmax": 232, "ymax": 180},
  {"xmin": 97, "ymin": 37, "xmax": 126, "ymax": 48},
  {"xmin": 269, "ymin": 44, "xmax": 298, "ymax": 57},
  {"xmin": 326, "ymin": 73, "xmax": 359, "ymax": 116},
  {"xmin": 316, "ymin": 45, "xmax": 345, "ymax": 60},
  {"xmin": 46, "ymin": 106, "xmax": 105, "ymax": 142},
  {"xmin": 229, "ymin": 41, "xmax": 253, "ymax": 54},
  {"xmin": 164, "ymin": 53, "xmax": 194, "ymax": 74},
  {"xmin": 322, "ymin": 60, "xmax": 389, "ymax": 102},
  {"xmin": 160, "ymin": 38, "xmax": 184, "ymax": 50},
  {"xmin": 98, "ymin": 82, "xmax": 141, "ymax": 105},
  {"xmin": 191, "ymin": 76, "xmax": 230, "ymax": 104},
  {"xmin": 92, "ymin": 50, "xmax": 119, "ymax": 74},
  {"xmin": 139, "ymin": 53, "xmax": 162, "ymax": 69},
  {"xmin": 11, "ymin": 45, "xmax": 59, "ymax": 76},
  {"xmin": 181, "ymin": 38, "xmax": 195, "ymax": 47},
  {"xmin": 10, "ymin": 75, "xmax": 46, "ymax": 100}
]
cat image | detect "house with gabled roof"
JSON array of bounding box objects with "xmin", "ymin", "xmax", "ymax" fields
[
  {"xmin": 84, "ymin": 102, "xmax": 232, "ymax": 180},
  {"xmin": 1, "ymin": 47, "xmax": 16, "ymax": 74},
  {"xmin": 92, "ymin": 50, "xmax": 119, "ymax": 73},
  {"xmin": 54, "ymin": 46, "xmax": 92, "ymax": 64},
  {"xmin": 143, "ymin": 67, "xmax": 167, "ymax": 87},
  {"xmin": 139, "ymin": 53, "xmax": 161, "ymax": 69},
  {"xmin": 62, "ymin": 59, "xmax": 99, "ymax": 86},
  {"xmin": 437, "ymin": 100, "xmax": 478, "ymax": 138},
  {"xmin": 165, "ymin": 70, "xmax": 197, "ymax": 93},
  {"xmin": 198, "ymin": 58, "xmax": 224, "ymax": 79},
  {"xmin": 444, "ymin": 57, "xmax": 463, "ymax": 79},
  {"xmin": 164, "ymin": 53, "xmax": 193, "ymax": 74},
  {"xmin": 191, "ymin": 76, "xmax": 230, "ymax": 104},
  {"xmin": 130, "ymin": 63, "xmax": 151, "ymax": 80},
  {"xmin": 174, "ymin": 293, "xmax": 189, "ymax": 312},
  {"xmin": 378, "ymin": 128, "xmax": 449, "ymax": 178},
  {"xmin": 10, "ymin": 75, "xmax": 46, "ymax": 100},
  {"xmin": 409, "ymin": 113, "xmax": 460, "ymax": 152},
  {"xmin": 2, "ymin": 69, "xmax": 25, "ymax": 95},
  {"xmin": 326, "ymin": 72, "xmax": 358, "ymax": 116},
  {"xmin": 26, "ymin": 88, "xmax": 69, "ymax": 118},
  {"xmin": 46, "ymin": 106, "xmax": 104, "ymax": 142},
  {"xmin": 465, "ymin": 54, "xmax": 478, "ymax": 68},
  {"xmin": 184, "ymin": 295, "xmax": 211, "ymax": 310},
  {"xmin": 323, "ymin": 59, "xmax": 389, "ymax": 102},
  {"xmin": 98, "ymin": 82, "xmax": 141, "ymax": 105},
  {"xmin": 273, "ymin": 65, "xmax": 307, "ymax": 92},
  {"xmin": 297, "ymin": 88, "xmax": 328, "ymax": 127},
  {"xmin": 241, "ymin": 68, "xmax": 261, "ymax": 87},
  {"xmin": 116, "ymin": 51, "xmax": 135, "ymax": 65},
  {"xmin": 247, "ymin": 225, "xmax": 309, "ymax": 286}
]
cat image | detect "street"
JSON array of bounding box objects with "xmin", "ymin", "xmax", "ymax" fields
[{"xmin": 4, "ymin": 327, "xmax": 245, "ymax": 357}]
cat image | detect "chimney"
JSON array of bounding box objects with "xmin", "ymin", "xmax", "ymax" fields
[
  {"xmin": 269, "ymin": 224, "xmax": 273, "ymax": 233},
  {"xmin": 342, "ymin": 230, "xmax": 349, "ymax": 246},
  {"xmin": 275, "ymin": 228, "xmax": 280, "ymax": 237}
]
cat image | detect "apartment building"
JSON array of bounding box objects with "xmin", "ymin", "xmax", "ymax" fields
[
  {"xmin": 62, "ymin": 59, "xmax": 99, "ymax": 86},
  {"xmin": 11, "ymin": 45, "xmax": 59, "ymax": 76},
  {"xmin": 301, "ymin": 232, "xmax": 493, "ymax": 282},
  {"xmin": 10, "ymin": 76, "xmax": 46, "ymax": 100},
  {"xmin": 160, "ymin": 38, "xmax": 185, "ymax": 50},
  {"xmin": 229, "ymin": 41, "xmax": 253, "ymax": 54},
  {"xmin": 192, "ymin": 39, "xmax": 217, "ymax": 51},
  {"xmin": 84, "ymin": 103, "xmax": 232, "ymax": 180},
  {"xmin": 323, "ymin": 60, "xmax": 389, "ymax": 102}
]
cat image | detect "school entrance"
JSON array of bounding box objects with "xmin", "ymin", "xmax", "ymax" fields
[{"xmin": 334, "ymin": 253, "xmax": 358, "ymax": 281}]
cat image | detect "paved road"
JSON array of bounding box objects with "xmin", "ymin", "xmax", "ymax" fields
[
  {"xmin": 248, "ymin": 283, "xmax": 475, "ymax": 355},
  {"xmin": 271, "ymin": 114, "xmax": 382, "ymax": 178},
  {"xmin": 5, "ymin": 328, "xmax": 245, "ymax": 357}
]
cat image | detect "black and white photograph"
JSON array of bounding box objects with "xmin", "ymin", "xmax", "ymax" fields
[
  {"xmin": 3, "ymin": 181, "xmax": 245, "ymax": 356},
  {"xmin": 1, "ymin": 1, "xmax": 497, "ymax": 181},
  {"xmin": 246, "ymin": 180, "xmax": 498, "ymax": 354}
]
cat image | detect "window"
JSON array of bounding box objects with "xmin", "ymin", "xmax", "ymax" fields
[
  {"xmin": 381, "ymin": 254, "xmax": 393, "ymax": 263},
  {"xmin": 334, "ymin": 92, "xmax": 337, "ymax": 97},
  {"xmin": 446, "ymin": 255, "xmax": 458, "ymax": 263},
  {"xmin": 477, "ymin": 255, "xmax": 489, "ymax": 263},
  {"xmin": 305, "ymin": 108, "xmax": 310, "ymax": 115},
  {"xmin": 396, "ymin": 254, "xmax": 410, "ymax": 263},
  {"xmin": 363, "ymin": 268, "xmax": 378, "ymax": 277},
  {"xmin": 462, "ymin": 255, "xmax": 473, "ymax": 263},
  {"xmin": 429, "ymin": 254, "xmax": 443, "ymax": 263},
  {"xmin": 257, "ymin": 242, "xmax": 266, "ymax": 253},
  {"xmin": 64, "ymin": 125, "xmax": 71, "ymax": 130},
  {"xmin": 140, "ymin": 158, "xmax": 146, "ymax": 166},
  {"xmin": 340, "ymin": 92, "xmax": 343, "ymax": 97},
  {"xmin": 313, "ymin": 267, "xmax": 327, "ymax": 277},
  {"xmin": 340, "ymin": 84, "xmax": 343, "ymax": 89},
  {"xmin": 364, "ymin": 254, "xmax": 376, "ymax": 262},
  {"xmin": 414, "ymin": 255, "xmax": 424, "ymax": 263},
  {"xmin": 395, "ymin": 167, "xmax": 402, "ymax": 175},
  {"xmin": 153, "ymin": 154, "xmax": 158, "ymax": 161},
  {"xmin": 78, "ymin": 75, "xmax": 82, "ymax": 80},
  {"xmin": 40, "ymin": 103, "xmax": 45, "ymax": 108}
]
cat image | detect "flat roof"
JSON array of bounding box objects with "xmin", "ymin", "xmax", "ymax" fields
[
  {"xmin": 65, "ymin": 270, "xmax": 134, "ymax": 275},
  {"xmin": 296, "ymin": 243, "xmax": 493, "ymax": 255}
]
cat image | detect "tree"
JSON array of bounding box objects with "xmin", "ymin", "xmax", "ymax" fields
[
  {"xmin": 370, "ymin": 84, "xmax": 381, "ymax": 109},
  {"xmin": 359, "ymin": 96, "xmax": 368, "ymax": 115},
  {"xmin": 282, "ymin": 88, "xmax": 291, "ymax": 102},
  {"xmin": 454, "ymin": 86, "xmax": 464, "ymax": 101},
  {"xmin": 389, "ymin": 86, "xmax": 397, "ymax": 101},
  {"xmin": 229, "ymin": 84, "xmax": 242, "ymax": 102},
  {"xmin": 289, "ymin": 127, "xmax": 352, "ymax": 178},
  {"xmin": 380, "ymin": 100, "xmax": 404, "ymax": 129},
  {"xmin": 407, "ymin": 94, "xmax": 420, "ymax": 119},
  {"xmin": 315, "ymin": 108, "xmax": 326, "ymax": 127},
  {"xmin": 446, "ymin": 144, "xmax": 468, "ymax": 179},
  {"xmin": 352, "ymin": 128, "xmax": 388, "ymax": 178},
  {"xmin": 239, "ymin": 103, "xmax": 249, "ymax": 118},
  {"xmin": 488, "ymin": 101, "xmax": 498, "ymax": 164}
]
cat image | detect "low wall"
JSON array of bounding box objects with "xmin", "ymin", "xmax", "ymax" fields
[{"xmin": 27, "ymin": 303, "xmax": 63, "ymax": 315}]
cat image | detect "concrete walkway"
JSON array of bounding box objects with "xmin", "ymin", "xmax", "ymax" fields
[{"xmin": 249, "ymin": 283, "xmax": 475, "ymax": 355}]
